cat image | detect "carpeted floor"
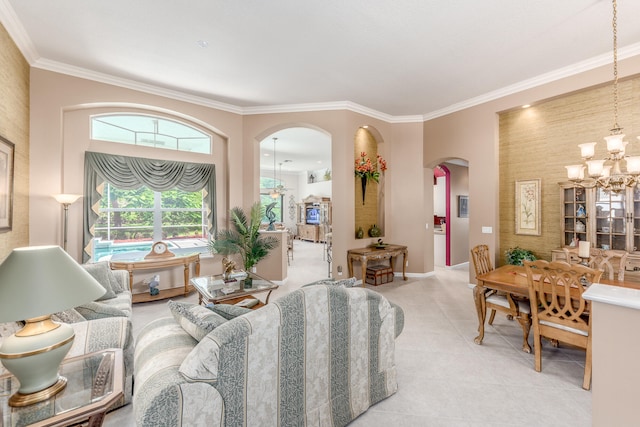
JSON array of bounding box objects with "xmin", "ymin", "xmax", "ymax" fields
[{"xmin": 105, "ymin": 240, "xmax": 591, "ymax": 426}]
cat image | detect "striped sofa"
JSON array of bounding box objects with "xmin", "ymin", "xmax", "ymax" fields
[{"xmin": 134, "ymin": 284, "xmax": 404, "ymax": 426}]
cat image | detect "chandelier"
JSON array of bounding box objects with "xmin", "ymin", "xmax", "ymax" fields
[
  {"xmin": 565, "ymin": 0, "xmax": 640, "ymax": 193},
  {"xmin": 269, "ymin": 137, "xmax": 280, "ymax": 199}
]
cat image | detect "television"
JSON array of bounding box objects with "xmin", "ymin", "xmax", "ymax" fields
[{"xmin": 306, "ymin": 207, "xmax": 320, "ymax": 225}]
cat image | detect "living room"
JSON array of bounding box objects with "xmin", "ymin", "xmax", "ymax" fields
[{"xmin": 3, "ymin": 1, "xmax": 640, "ymax": 425}]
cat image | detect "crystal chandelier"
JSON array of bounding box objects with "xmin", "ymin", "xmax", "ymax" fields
[{"xmin": 565, "ymin": 0, "xmax": 640, "ymax": 193}]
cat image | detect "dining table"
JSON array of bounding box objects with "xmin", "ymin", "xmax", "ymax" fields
[{"xmin": 473, "ymin": 264, "xmax": 640, "ymax": 351}]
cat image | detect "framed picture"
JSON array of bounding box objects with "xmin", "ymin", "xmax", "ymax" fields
[
  {"xmin": 457, "ymin": 195, "xmax": 468, "ymax": 218},
  {"xmin": 0, "ymin": 136, "xmax": 13, "ymax": 232},
  {"xmin": 515, "ymin": 179, "xmax": 541, "ymax": 235}
]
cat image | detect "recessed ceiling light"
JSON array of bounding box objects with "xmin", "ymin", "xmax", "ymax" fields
[
  {"xmin": 522, "ymin": 104, "xmax": 531, "ymax": 109},
  {"xmin": 317, "ymin": 161, "xmax": 322, "ymax": 164},
  {"xmin": 196, "ymin": 40, "xmax": 209, "ymax": 48},
  {"xmin": 264, "ymin": 153, "xmax": 270, "ymax": 156}
]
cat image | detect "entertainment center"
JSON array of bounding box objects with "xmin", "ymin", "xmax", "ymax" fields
[{"xmin": 296, "ymin": 195, "xmax": 331, "ymax": 242}]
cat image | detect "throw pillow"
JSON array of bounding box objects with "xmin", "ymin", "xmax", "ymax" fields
[
  {"xmin": 207, "ymin": 303, "xmax": 252, "ymax": 320},
  {"xmin": 82, "ymin": 262, "xmax": 118, "ymax": 300},
  {"xmin": 75, "ymin": 302, "xmax": 128, "ymax": 320},
  {"xmin": 168, "ymin": 301, "xmax": 228, "ymax": 341},
  {"xmin": 303, "ymin": 277, "xmax": 358, "ymax": 288},
  {"xmin": 51, "ymin": 308, "xmax": 86, "ymax": 323}
]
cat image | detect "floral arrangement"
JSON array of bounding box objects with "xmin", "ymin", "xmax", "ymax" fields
[{"xmin": 354, "ymin": 151, "xmax": 387, "ymax": 182}]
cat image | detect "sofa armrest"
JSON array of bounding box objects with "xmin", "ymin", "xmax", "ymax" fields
[
  {"xmin": 68, "ymin": 317, "xmax": 134, "ymax": 405},
  {"xmin": 111, "ymin": 269, "xmax": 129, "ymax": 293},
  {"xmin": 135, "ymin": 317, "xmax": 223, "ymax": 426},
  {"xmin": 390, "ymin": 301, "xmax": 404, "ymax": 338}
]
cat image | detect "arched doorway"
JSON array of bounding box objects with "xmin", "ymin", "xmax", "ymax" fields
[
  {"xmin": 432, "ymin": 159, "xmax": 469, "ymax": 267},
  {"xmin": 258, "ymin": 127, "xmax": 332, "ymax": 260}
]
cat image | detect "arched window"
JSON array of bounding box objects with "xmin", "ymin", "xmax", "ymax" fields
[{"xmin": 91, "ymin": 114, "xmax": 211, "ymax": 154}]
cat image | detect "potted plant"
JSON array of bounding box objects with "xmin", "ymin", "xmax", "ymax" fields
[
  {"xmin": 505, "ymin": 247, "xmax": 537, "ymax": 266},
  {"xmin": 208, "ymin": 203, "xmax": 279, "ymax": 287}
]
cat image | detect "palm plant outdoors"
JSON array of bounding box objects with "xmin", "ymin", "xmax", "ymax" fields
[{"xmin": 208, "ymin": 203, "xmax": 279, "ymax": 272}]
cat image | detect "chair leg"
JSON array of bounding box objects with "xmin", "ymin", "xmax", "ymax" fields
[
  {"xmin": 534, "ymin": 332, "xmax": 542, "ymax": 373},
  {"xmin": 583, "ymin": 338, "xmax": 592, "ymax": 390},
  {"xmin": 488, "ymin": 309, "xmax": 496, "ymax": 325}
]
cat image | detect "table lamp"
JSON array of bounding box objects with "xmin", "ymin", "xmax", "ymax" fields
[{"xmin": 0, "ymin": 245, "xmax": 106, "ymax": 407}]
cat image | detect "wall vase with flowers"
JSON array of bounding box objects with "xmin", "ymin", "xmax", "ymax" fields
[{"xmin": 354, "ymin": 152, "xmax": 387, "ymax": 205}]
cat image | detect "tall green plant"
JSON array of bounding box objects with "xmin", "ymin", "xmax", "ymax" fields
[{"xmin": 208, "ymin": 203, "xmax": 279, "ymax": 271}]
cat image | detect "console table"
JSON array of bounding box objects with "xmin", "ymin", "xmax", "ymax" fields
[
  {"xmin": 110, "ymin": 253, "xmax": 200, "ymax": 303},
  {"xmin": 347, "ymin": 244, "xmax": 408, "ymax": 285}
]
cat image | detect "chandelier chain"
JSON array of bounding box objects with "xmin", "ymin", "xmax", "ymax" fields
[{"xmin": 612, "ymin": 0, "xmax": 620, "ymax": 133}]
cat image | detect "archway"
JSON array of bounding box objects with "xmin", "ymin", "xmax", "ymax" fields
[{"xmin": 429, "ymin": 158, "xmax": 469, "ymax": 268}]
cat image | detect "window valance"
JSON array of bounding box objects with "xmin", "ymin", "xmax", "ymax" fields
[{"xmin": 83, "ymin": 151, "xmax": 216, "ymax": 262}]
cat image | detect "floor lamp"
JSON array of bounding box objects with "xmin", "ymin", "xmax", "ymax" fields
[{"xmin": 53, "ymin": 194, "xmax": 82, "ymax": 252}]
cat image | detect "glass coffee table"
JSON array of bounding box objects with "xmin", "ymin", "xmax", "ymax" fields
[
  {"xmin": 190, "ymin": 271, "xmax": 279, "ymax": 309},
  {"xmin": 0, "ymin": 348, "xmax": 123, "ymax": 427}
]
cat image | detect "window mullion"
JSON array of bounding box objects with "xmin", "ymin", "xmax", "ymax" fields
[{"xmin": 153, "ymin": 192, "xmax": 163, "ymax": 241}]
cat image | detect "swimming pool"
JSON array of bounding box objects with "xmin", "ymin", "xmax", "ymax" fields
[{"xmin": 93, "ymin": 239, "xmax": 208, "ymax": 261}]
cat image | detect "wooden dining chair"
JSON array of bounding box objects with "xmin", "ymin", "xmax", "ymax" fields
[
  {"xmin": 563, "ymin": 246, "xmax": 628, "ymax": 280},
  {"xmin": 524, "ymin": 260, "xmax": 603, "ymax": 390},
  {"xmin": 470, "ymin": 244, "xmax": 531, "ymax": 352},
  {"xmin": 589, "ymin": 248, "xmax": 628, "ymax": 281}
]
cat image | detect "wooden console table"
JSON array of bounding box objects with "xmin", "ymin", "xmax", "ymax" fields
[
  {"xmin": 347, "ymin": 244, "xmax": 408, "ymax": 285},
  {"xmin": 110, "ymin": 253, "xmax": 200, "ymax": 303}
]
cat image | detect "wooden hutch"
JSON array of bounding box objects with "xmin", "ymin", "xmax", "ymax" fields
[{"xmin": 296, "ymin": 195, "xmax": 332, "ymax": 242}]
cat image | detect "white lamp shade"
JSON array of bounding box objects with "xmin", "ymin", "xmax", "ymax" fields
[
  {"xmin": 53, "ymin": 194, "xmax": 82, "ymax": 205},
  {"xmin": 601, "ymin": 165, "xmax": 612, "ymax": 178},
  {"xmin": 0, "ymin": 246, "xmax": 105, "ymax": 322},
  {"xmin": 578, "ymin": 142, "xmax": 597, "ymax": 159},
  {"xmin": 566, "ymin": 165, "xmax": 584, "ymax": 180},
  {"xmin": 586, "ymin": 159, "xmax": 606, "ymax": 177},
  {"xmin": 605, "ymin": 134, "xmax": 626, "ymax": 153},
  {"xmin": 626, "ymin": 156, "xmax": 640, "ymax": 174}
]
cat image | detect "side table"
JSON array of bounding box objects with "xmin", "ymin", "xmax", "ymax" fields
[
  {"xmin": 0, "ymin": 348, "xmax": 123, "ymax": 427},
  {"xmin": 347, "ymin": 244, "xmax": 408, "ymax": 285}
]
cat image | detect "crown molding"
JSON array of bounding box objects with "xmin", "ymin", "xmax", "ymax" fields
[
  {"xmin": 423, "ymin": 42, "xmax": 640, "ymax": 121},
  {"xmin": 0, "ymin": 0, "xmax": 38, "ymax": 63},
  {"xmin": 243, "ymin": 101, "xmax": 423, "ymax": 123},
  {"xmin": 6, "ymin": 0, "xmax": 640, "ymax": 125},
  {"xmin": 32, "ymin": 58, "xmax": 245, "ymax": 115}
]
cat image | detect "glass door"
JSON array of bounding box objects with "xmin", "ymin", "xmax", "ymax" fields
[
  {"xmin": 595, "ymin": 188, "xmax": 626, "ymax": 250},
  {"xmin": 562, "ymin": 186, "xmax": 587, "ymax": 246}
]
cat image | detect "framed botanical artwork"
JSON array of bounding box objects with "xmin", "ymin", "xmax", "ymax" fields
[
  {"xmin": 515, "ymin": 179, "xmax": 541, "ymax": 235},
  {"xmin": 457, "ymin": 195, "xmax": 468, "ymax": 218},
  {"xmin": 0, "ymin": 136, "xmax": 14, "ymax": 232}
]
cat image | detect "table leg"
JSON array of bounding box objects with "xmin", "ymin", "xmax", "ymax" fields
[
  {"xmin": 265, "ymin": 289, "xmax": 273, "ymax": 304},
  {"xmin": 347, "ymin": 255, "xmax": 354, "ymax": 278},
  {"xmin": 517, "ymin": 314, "xmax": 532, "ymax": 353},
  {"xmin": 128, "ymin": 270, "xmax": 134, "ymax": 292},
  {"xmin": 183, "ymin": 263, "xmax": 190, "ymax": 296},
  {"xmin": 473, "ymin": 283, "xmax": 487, "ymax": 345},
  {"xmin": 402, "ymin": 250, "xmax": 407, "ymax": 280},
  {"xmin": 361, "ymin": 258, "xmax": 367, "ymax": 287}
]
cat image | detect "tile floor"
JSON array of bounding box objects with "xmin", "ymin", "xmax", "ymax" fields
[{"xmin": 105, "ymin": 240, "xmax": 591, "ymax": 426}]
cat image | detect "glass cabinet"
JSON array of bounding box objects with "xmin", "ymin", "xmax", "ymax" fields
[
  {"xmin": 560, "ymin": 184, "xmax": 589, "ymax": 247},
  {"xmin": 559, "ymin": 183, "xmax": 640, "ymax": 255}
]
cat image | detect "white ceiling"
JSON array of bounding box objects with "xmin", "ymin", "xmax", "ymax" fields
[
  {"xmin": 260, "ymin": 128, "xmax": 331, "ymax": 173},
  {"xmin": 4, "ymin": 0, "xmax": 640, "ymax": 122}
]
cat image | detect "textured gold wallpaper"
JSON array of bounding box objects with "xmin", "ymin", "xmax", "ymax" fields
[
  {"xmin": 498, "ymin": 76, "xmax": 640, "ymax": 264},
  {"xmin": 0, "ymin": 23, "xmax": 30, "ymax": 259}
]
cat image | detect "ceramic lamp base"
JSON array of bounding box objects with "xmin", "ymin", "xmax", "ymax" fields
[
  {"xmin": 0, "ymin": 317, "xmax": 75, "ymax": 407},
  {"xmin": 8, "ymin": 376, "xmax": 67, "ymax": 407}
]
